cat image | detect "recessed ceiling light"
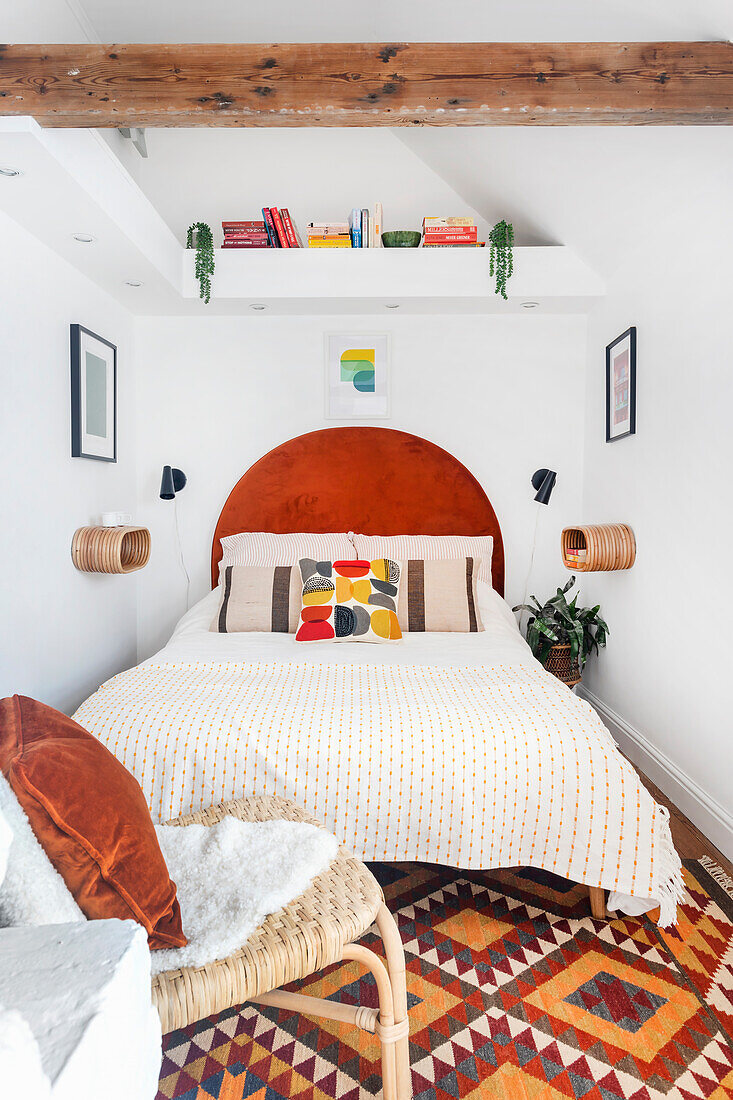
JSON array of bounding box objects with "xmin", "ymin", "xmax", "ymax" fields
[
  {"xmin": 384, "ymin": 303, "xmax": 400, "ymax": 310},
  {"xmin": 0, "ymin": 166, "xmax": 23, "ymax": 178},
  {"xmin": 124, "ymin": 279, "xmax": 144, "ymax": 287},
  {"xmin": 72, "ymin": 232, "xmax": 96, "ymax": 244},
  {"xmin": 521, "ymin": 301, "xmax": 540, "ymax": 310},
  {"xmin": 249, "ymin": 303, "xmax": 267, "ymax": 311}
]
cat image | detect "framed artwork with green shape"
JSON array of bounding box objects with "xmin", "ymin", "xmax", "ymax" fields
[
  {"xmin": 325, "ymin": 333, "xmax": 390, "ymax": 419},
  {"xmin": 70, "ymin": 324, "xmax": 117, "ymax": 461}
]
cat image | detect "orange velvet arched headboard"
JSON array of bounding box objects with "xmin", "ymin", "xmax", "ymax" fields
[{"xmin": 211, "ymin": 427, "xmax": 505, "ymax": 594}]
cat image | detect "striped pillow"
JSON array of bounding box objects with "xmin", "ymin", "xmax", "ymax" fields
[
  {"xmin": 220, "ymin": 532, "xmax": 356, "ymax": 571},
  {"xmin": 211, "ymin": 565, "xmax": 301, "ymax": 633},
  {"xmin": 353, "ymin": 534, "xmax": 493, "ymax": 586},
  {"xmin": 398, "ymin": 558, "xmax": 483, "ymax": 632}
]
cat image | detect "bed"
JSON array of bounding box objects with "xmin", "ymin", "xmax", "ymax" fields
[{"xmin": 74, "ymin": 427, "xmax": 683, "ymax": 926}]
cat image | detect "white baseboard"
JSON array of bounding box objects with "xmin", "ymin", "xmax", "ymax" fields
[{"xmin": 578, "ymin": 686, "xmax": 733, "ymax": 862}]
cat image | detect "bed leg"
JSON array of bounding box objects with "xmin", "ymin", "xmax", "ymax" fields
[{"xmin": 589, "ymin": 886, "xmax": 607, "ymax": 919}]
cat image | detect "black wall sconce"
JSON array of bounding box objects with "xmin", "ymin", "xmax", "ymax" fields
[
  {"xmin": 160, "ymin": 465, "xmax": 187, "ymax": 500},
  {"xmin": 531, "ymin": 468, "xmax": 557, "ymax": 505}
]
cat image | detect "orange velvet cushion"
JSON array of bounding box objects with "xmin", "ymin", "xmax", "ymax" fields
[{"xmin": 0, "ymin": 695, "xmax": 186, "ymax": 950}]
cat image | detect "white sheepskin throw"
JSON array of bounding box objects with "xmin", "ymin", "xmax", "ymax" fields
[
  {"xmin": 151, "ymin": 816, "xmax": 338, "ymax": 974},
  {"xmin": 0, "ymin": 806, "xmax": 11, "ymax": 889},
  {"xmin": 0, "ymin": 775, "xmax": 83, "ymax": 928},
  {"xmin": 0, "ymin": 1003, "xmax": 50, "ymax": 1099}
]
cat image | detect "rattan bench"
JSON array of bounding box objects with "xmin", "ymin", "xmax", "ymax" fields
[{"xmin": 152, "ymin": 795, "xmax": 412, "ymax": 1100}]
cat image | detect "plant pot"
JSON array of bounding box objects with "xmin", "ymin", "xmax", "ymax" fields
[
  {"xmin": 544, "ymin": 643, "xmax": 581, "ymax": 687},
  {"xmin": 381, "ymin": 230, "xmax": 422, "ymax": 248}
]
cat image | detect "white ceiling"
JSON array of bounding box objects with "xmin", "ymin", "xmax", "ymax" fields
[
  {"xmin": 6, "ymin": 0, "xmax": 733, "ymax": 43},
  {"xmin": 6, "ymin": 0, "xmax": 731, "ymax": 44}
]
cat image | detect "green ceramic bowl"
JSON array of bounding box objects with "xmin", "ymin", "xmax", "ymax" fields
[{"xmin": 381, "ymin": 230, "xmax": 422, "ymax": 248}]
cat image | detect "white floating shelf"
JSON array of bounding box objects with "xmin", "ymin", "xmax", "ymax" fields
[
  {"xmin": 183, "ymin": 245, "xmax": 604, "ymax": 314},
  {"xmin": 0, "ymin": 117, "xmax": 605, "ymax": 316}
]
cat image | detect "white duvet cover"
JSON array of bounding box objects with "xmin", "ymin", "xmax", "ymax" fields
[{"xmin": 73, "ymin": 586, "xmax": 683, "ymax": 925}]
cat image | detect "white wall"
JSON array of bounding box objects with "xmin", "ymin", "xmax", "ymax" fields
[
  {"xmin": 580, "ymin": 229, "xmax": 733, "ymax": 855},
  {"xmin": 0, "ymin": 211, "xmax": 138, "ymax": 713},
  {"xmin": 134, "ymin": 313, "xmax": 587, "ymax": 657}
]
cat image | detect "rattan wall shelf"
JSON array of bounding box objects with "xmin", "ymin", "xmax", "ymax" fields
[
  {"xmin": 71, "ymin": 526, "xmax": 150, "ymax": 574},
  {"xmin": 561, "ymin": 524, "xmax": 635, "ymax": 572}
]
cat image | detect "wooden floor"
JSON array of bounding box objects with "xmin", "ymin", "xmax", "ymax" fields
[{"xmin": 634, "ymin": 762, "xmax": 733, "ymax": 878}]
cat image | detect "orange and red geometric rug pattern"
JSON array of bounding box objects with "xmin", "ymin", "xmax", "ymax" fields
[{"xmin": 156, "ymin": 859, "xmax": 733, "ymax": 1100}]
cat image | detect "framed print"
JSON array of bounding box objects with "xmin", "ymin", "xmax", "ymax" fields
[
  {"xmin": 606, "ymin": 326, "xmax": 636, "ymax": 442},
  {"xmin": 70, "ymin": 324, "xmax": 117, "ymax": 461},
  {"xmin": 325, "ymin": 333, "xmax": 390, "ymax": 419}
]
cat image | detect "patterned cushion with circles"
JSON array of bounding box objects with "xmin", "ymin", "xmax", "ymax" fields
[{"xmin": 295, "ymin": 559, "xmax": 402, "ymax": 643}]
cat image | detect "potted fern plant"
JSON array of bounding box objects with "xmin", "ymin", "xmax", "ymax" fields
[{"xmin": 513, "ymin": 577, "xmax": 608, "ymax": 686}]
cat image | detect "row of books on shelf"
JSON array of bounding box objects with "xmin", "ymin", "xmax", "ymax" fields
[
  {"xmin": 220, "ymin": 211, "xmax": 484, "ymax": 249},
  {"xmin": 221, "ymin": 208, "xmax": 300, "ymax": 249},
  {"xmin": 309, "ymin": 205, "xmax": 385, "ymax": 248}
]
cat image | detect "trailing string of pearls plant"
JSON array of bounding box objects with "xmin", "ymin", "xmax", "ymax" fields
[
  {"xmin": 489, "ymin": 219, "xmax": 514, "ymax": 300},
  {"xmin": 187, "ymin": 221, "xmax": 215, "ymax": 304}
]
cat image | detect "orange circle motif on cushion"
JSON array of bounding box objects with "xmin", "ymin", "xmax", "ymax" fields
[
  {"xmin": 334, "ymin": 561, "xmax": 371, "ymax": 578},
  {"xmin": 370, "ymin": 558, "xmax": 392, "ymax": 582},
  {"xmin": 303, "ymin": 585, "xmax": 334, "ymax": 606},
  {"xmin": 300, "ymin": 605, "xmax": 333, "ymax": 623},
  {"xmin": 351, "ymin": 578, "xmax": 372, "ymax": 605},
  {"xmin": 296, "ymin": 620, "xmax": 335, "ymax": 642},
  {"xmin": 335, "ymin": 576, "xmax": 353, "ymax": 603},
  {"xmin": 370, "ymin": 609, "xmax": 402, "ymax": 640}
]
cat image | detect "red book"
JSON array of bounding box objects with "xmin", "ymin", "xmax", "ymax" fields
[
  {"xmin": 222, "ymin": 221, "xmax": 266, "ymax": 229},
  {"xmin": 270, "ymin": 207, "xmax": 291, "ymax": 248},
  {"xmin": 261, "ymin": 208, "xmax": 281, "ymax": 247},
  {"xmin": 280, "ymin": 207, "xmax": 300, "ymax": 248}
]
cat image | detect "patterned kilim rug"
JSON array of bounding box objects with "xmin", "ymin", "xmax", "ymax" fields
[{"xmin": 157, "ymin": 858, "xmax": 733, "ymax": 1100}]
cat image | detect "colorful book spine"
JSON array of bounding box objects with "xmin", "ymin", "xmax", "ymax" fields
[
  {"xmin": 424, "ymin": 227, "xmax": 478, "ymax": 241},
  {"xmin": 373, "ymin": 202, "xmax": 383, "ymax": 247},
  {"xmin": 349, "ymin": 209, "xmax": 361, "ymax": 249},
  {"xmin": 308, "ymin": 239, "xmax": 352, "ymax": 248},
  {"xmin": 290, "ymin": 219, "xmax": 304, "ymax": 248},
  {"xmin": 262, "ymin": 208, "xmax": 281, "ymax": 247},
  {"xmin": 270, "ymin": 207, "xmax": 290, "ymax": 248},
  {"xmin": 423, "ymin": 217, "xmax": 475, "ymax": 227},
  {"xmin": 361, "ymin": 208, "xmax": 369, "ymax": 249},
  {"xmin": 280, "ymin": 208, "xmax": 300, "ymax": 248},
  {"xmin": 307, "ymin": 230, "xmax": 350, "ymax": 238},
  {"xmin": 222, "ymin": 221, "xmax": 266, "ymax": 229},
  {"xmin": 421, "ymin": 241, "xmax": 486, "ymax": 247}
]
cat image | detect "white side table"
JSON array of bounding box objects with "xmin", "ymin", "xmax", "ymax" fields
[{"xmin": 0, "ymin": 919, "xmax": 161, "ymax": 1100}]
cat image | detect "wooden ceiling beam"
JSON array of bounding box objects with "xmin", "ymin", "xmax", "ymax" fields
[{"xmin": 0, "ymin": 42, "xmax": 731, "ymax": 127}]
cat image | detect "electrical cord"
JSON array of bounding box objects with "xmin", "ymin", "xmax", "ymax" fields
[
  {"xmin": 519, "ymin": 501, "xmax": 542, "ymax": 628},
  {"xmin": 174, "ymin": 495, "xmax": 191, "ymax": 611}
]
